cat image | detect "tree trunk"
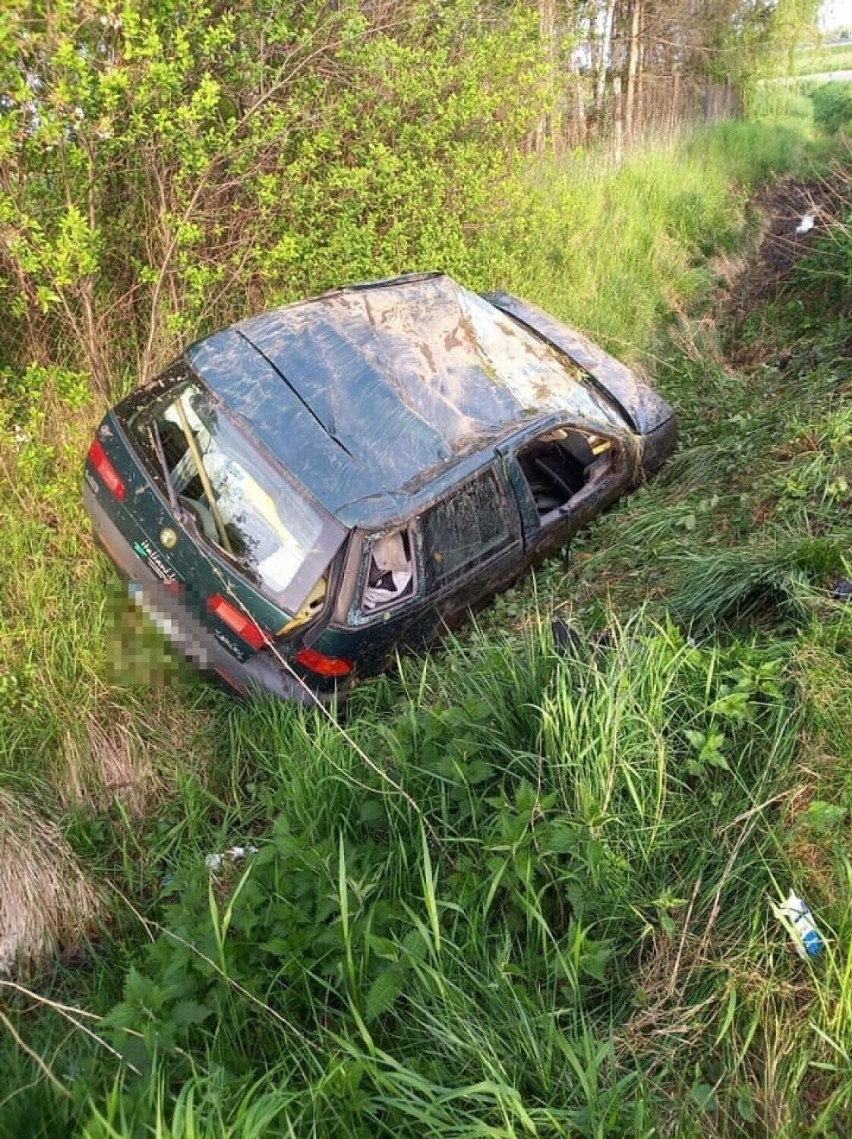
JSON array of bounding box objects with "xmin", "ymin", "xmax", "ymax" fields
[
  {"xmin": 612, "ymin": 73, "xmax": 623, "ymax": 163},
  {"xmin": 595, "ymin": 0, "xmax": 617, "ymax": 121},
  {"xmin": 536, "ymin": 0, "xmax": 558, "ymax": 152},
  {"xmin": 625, "ymin": 0, "xmax": 641, "ymax": 144},
  {"xmin": 636, "ymin": 7, "xmax": 645, "ymax": 136},
  {"xmin": 671, "ymin": 69, "xmax": 681, "ymax": 134},
  {"xmin": 571, "ymin": 58, "xmax": 587, "ymax": 146}
]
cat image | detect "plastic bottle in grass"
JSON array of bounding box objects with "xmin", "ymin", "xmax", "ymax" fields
[{"xmin": 775, "ymin": 892, "xmax": 823, "ymax": 959}]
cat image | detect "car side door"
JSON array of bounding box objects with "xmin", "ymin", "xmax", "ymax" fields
[{"xmin": 420, "ymin": 462, "xmax": 524, "ymax": 627}]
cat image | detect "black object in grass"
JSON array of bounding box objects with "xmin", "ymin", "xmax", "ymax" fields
[{"xmin": 830, "ymin": 577, "xmax": 852, "ymax": 601}]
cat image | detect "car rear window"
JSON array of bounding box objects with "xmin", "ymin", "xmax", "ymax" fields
[
  {"xmin": 421, "ymin": 471, "xmax": 510, "ymax": 589},
  {"xmin": 133, "ymin": 382, "xmax": 346, "ymax": 615}
]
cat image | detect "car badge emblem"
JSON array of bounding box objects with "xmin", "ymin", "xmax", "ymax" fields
[{"xmin": 160, "ymin": 527, "xmax": 178, "ymax": 549}]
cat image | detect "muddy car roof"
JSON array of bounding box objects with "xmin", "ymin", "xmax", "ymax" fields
[{"xmin": 186, "ymin": 273, "xmax": 622, "ymax": 527}]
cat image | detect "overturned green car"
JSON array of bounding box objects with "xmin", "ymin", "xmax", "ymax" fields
[{"xmin": 83, "ymin": 273, "xmax": 676, "ymax": 702}]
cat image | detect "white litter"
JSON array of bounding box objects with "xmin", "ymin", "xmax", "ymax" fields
[
  {"xmin": 205, "ymin": 845, "xmax": 259, "ymax": 873},
  {"xmin": 772, "ymin": 891, "xmax": 823, "ymax": 958},
  {"xmin": 795, "ymin": 212, "xmax": 816, "ymax": 235}
]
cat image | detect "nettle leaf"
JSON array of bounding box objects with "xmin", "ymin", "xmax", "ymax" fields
[
  {"xmin": 465, "ymin": 758, "xmax": 494, "ymax": 784},
  {"xmin": 801, "ymin": 800, "xmax": 847, "ymax": 832},
  {"xmin": 586, "ymin": 839, "xmax": 607, "ymax": 877},
  {"xmin": 366, "ymin": 933, "xmax": 398, "ymax": 961},
  {"xmin": 122, "ymin": 967, "xmax": 166, "ymax": 1013},
  {"xmin": 436, "ymin": 753, "xmax": 464, "ymax": 779},
  {"xmin": 660, "ymin": 913, "xmax": 677, "ymax": 938},
  {"xmin": 365, "ymin": 968, "xmax": 405, "ymax": 1023},
  {"xmin": 171, "ymin": 1000, "xmax": 214, "ymax": 1029},
  {"xmin": 565, "ymin": 880, "xmax": 588, "ymax": 912},
  {"xmin": 259, "ymin": 938, "xmax": 291, "ymax": 956},
  {"xmin": 712, "ymin": 689, "xmax": 754, "ymax": 723},
  {"xmin": 685, "ymin": 728, "xmax": 729, "ymax": 771},
  {"xmin": 705, "ymin": 751, "xmax": 730, "ymax": 771},
  {"xmin": 462, "ymin": 698, "xmax": 493, "ymax": 724},
  {"xmin": 579, "ymin": 938, "xmax": 613, "ymax": 983},
  {"xmin": 515, "ymin": 779, "xmax": 537, "ymax": 814},
  {"xmin": 540, "ymin": 821, "xmax": 581, "ymax": 855},
  {"xmin": 702, "ymin": 731, "xmax": 729, "ymax": 769},
  {"xmin": 400, "ymin": 927, "xmax": 428, "ymax": 962},
  {"xmin": 501, "ymin": 811, "xmax": 532, "ymax": 846},
  {"xmin": 359, "ymin": 798, "xmax": 387, "ymax": 827}
]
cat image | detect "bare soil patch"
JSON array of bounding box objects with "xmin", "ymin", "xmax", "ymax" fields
[{"xmin": 724, "ymin": 174, "xmax": 848, "ymax": 326}]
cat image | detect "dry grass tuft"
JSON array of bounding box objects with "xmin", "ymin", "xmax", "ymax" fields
[
  {"xmin": 0, "ymin": 789, "xmax": 104, "ymax": 976},
  {"xmin": 56, "ymin": 690, "xmax": 209, "ymax": 818},
  {"xmin": 708, "ymin": 249, "xmax": 751, "ymax": 291},
  {"xmin": 59, "ymin": 711, "xmax": 166, "ymax": 816},
  {"xmin": 615, "ymin": 927, "xmax": 718, "ymax": 1067},
  {"xmin": 666, "ymin": 311, "xmax": 727, "ymax": 368}
]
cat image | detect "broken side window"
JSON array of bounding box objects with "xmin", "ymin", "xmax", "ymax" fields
[
  {"xmin": 132, "ymin": 381, "xmax": 346, "ymax": 616},
  {"xmin": 518, "ymin": 428, "xmax": 614, "ymax": 518},
  {"xmin": 362, "ymin": 530, "xmax": 414, "ymax": 612}
]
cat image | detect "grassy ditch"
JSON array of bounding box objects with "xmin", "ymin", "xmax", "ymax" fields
[
  {"xmin": 1, "ymin": 102, "xmax": 850, "ymax": 1134},
  {"xmin": 499, "ymin": 112, "xmax": 826, "ymax": 359}
]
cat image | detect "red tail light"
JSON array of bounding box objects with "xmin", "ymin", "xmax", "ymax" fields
[
  {"xmin": 293, "ymin": 647, "xmax": 353, "ymax": 677},
  {"xmin": 206, "ymin": 594, "xmax": 267, "ymax": 650},
  {"xmin": 88, "ymin": 438, "xmax": 126, "ymax": 501}
]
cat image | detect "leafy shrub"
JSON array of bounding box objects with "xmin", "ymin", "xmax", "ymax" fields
[
  {"xmin": 808, "ymin": 80, "xmax": 852, "ymax": 133},
  {"xmin": 0, "ymin": 0, "xmax": 544, "ymax": 394}
]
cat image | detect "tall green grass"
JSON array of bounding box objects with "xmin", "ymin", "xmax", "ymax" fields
[
  {"xmin": 495, "ymin": 115, "xmax": 822, "ymax": 362},
  {"xmin": 16, "ymin": 608, "xmax": 832, "ymax": 1136},
  {"xmin": 42, "ymin": 613, "xmax": 825, "ymax": 1136}
]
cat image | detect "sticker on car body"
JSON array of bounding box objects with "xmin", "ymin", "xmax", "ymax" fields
[{"xmin": 133, "ymin": 538, "xmax": 179, "ymax": 584}]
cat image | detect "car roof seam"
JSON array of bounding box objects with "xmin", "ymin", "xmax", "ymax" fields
[{"xmin": 232, "ymin": 328, "xmax": 358, "ymax": 463}]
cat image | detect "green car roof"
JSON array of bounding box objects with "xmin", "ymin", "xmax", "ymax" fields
[{"xmin": 186, "ymin": 273, "xmax": 625, "ymax": 527}]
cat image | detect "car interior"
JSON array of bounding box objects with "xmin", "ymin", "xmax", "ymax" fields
[
  {"xmin": 518, "ymin": 427, "xmax": 615, "ymax": 518},
  {"xmin": 362, "ymin": 531, "xmax": 414, "ymax": 612},
  {"xmin": 144, "ymin": 389, "xmax": 332, "ymax": 622}
]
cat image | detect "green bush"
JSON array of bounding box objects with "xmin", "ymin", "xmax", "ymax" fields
[
  {"xmin": 808, "ymin": 80, "xmax": 852, "ymax": 133},
  {"xmin": 0, "ymin": 0, "xmax": 544, "ymax": 392}
]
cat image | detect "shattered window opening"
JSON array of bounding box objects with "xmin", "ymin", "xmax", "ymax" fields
[
  {"xmin": 362, "ymin": 530, "xmax": 415, "ymax": 613},
  {"xmin": 134, "ymin": 382, "xmax": 346, "ymax": 615},
  {"xmin": 518, "ymin": 428, "xmax": 615, "ymax": 518}
]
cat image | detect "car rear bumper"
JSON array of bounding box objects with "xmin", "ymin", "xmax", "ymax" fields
[{"xmin": 83, "ymin": 483, "xmax": 341, "ymax": 706}]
